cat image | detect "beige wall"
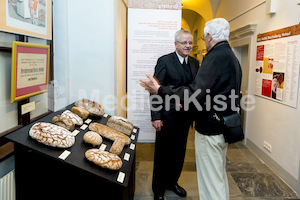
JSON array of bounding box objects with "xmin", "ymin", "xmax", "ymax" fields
[
  {"xmin": 182, "ymin": 18, "xmax": 191, "ymax": 31},
  {"xmin": 216, "ymin": 0, "xmax": 265, "ymax": 25},
  {"xmin": 216, "ymin": 0, "xmax": 300, "ymax": 191},
  {"xmin": 116, "ymin": 0, "xmax": 128, "ymax": 118},
  {"xmin": 191, "ymin": 15, "xmax": 206, "ymax": 63}
]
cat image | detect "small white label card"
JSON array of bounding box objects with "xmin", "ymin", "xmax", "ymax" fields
[
  {"xmin": 131, "ymin": 135, "xmax": 135, "ymax": 140},
  {"xmin": 59, "ymin": 150, "xmax": 71, "ymax": 160},
  {"xmin": 132, "ymin": 128, "xmax": 137, "ymax": 133},
  {"xmin": 124, "ymin": 153, "xmax": 130, "ymax": 161},
  {"xmin": 117, "ymin": 172, "xmax": 125, "ymax": 183},
  {"xmin": 72, "ymin": 130, "xmax": 80, "ymax": 136},
  {"xmin": 80, "ymin": 124, "xmax": 88, "ymax": 130},
  {"xmin": 85, "ymin": 119, "xmax": 92, "ymax": 124},
  {"xmin": 21, "ymin": 101, "xmax": 36, "ymax": 115},
  {"xmin": 103, "ymin": 114, "xmax": 108, "ymax": 118},
  {"xmin": 99, "ymin": 144, "xmax": 107, "ymax": 151},
  {"xmin": 130, "ymin": 143, "xmax": 135, "ymax": 150}
]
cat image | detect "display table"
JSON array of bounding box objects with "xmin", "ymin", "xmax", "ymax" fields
[{"xmin": 5, "ymin": 103, "xmax": 139, "ymax": 200}]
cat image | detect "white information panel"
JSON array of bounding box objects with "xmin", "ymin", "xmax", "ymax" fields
[
  {"xmin": 127, "ymin": 0, "xmax": 181, "ymax": 141},
  {"xmin": 255, "ymin": 24, "xmax": 300, "ymax": 108}
]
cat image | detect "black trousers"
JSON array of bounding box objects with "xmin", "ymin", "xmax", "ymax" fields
[{"xmin": 152, "ymin": 114, "xmax": 191, "ymax": 195}]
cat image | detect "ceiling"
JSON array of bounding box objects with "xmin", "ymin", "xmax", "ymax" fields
[{"xmin": 182, "ymin": 0, "xmax": 220, "ymax": 21}]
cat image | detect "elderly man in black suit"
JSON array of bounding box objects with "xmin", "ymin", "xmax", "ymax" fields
[{"xmin": 150, "ymin": 29, "xmax": 199, "ymax": 200}]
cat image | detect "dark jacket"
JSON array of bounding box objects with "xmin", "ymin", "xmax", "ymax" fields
[
  {"xmin": 158, "ymin": 41, "xmax": 242, "ymax": 135},
  {"xmin": 150, "ymin": 52, "xmax": 199, "ymax": 127}
]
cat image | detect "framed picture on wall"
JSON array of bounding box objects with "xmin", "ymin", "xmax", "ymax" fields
[
  {"xmin": 11, "ymin": 41, "xmax": 50, "ymax": 103},
  {"xmin": 0, "ymin": 0, "xmax": 52, "ymax": 39}
]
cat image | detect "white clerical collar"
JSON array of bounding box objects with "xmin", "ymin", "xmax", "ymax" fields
[{"xmin": 176, "ymin": 51, "xmax": 188, "ymax": 64}]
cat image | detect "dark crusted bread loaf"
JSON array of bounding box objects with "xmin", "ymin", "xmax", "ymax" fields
[
  {"xmin": 75, "ymin": 99, "xmax": 104, "ymax": 117},
  {"xmin": 52, "ymin": 115, "xmax": 75, "ymax": 131},
  {"xmin": 71, "ymin": 106, "xmax": 89, "ymax": 119},
  {"xmin": 106, "ymin": 116, "xmax": 134, "ymax": 136}
]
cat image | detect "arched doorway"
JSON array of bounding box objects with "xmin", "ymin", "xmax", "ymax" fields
[
  {"xmin": 181, "ymin": 0, "xmax": 218, "ymax": 62},
  {"xmin": 182, "ymin": 9, "xmax": 206, "ymax": 62}
]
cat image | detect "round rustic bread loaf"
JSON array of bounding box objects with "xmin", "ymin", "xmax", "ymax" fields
[
  {"xmin": 83, "ymin": 131, "xmax": 102, "ymax": 146},
  {"xmin": 85, "ymin": 149, "xmax": 122, "ymax": 170}
]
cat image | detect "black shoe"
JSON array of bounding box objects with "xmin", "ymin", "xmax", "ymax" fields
[
  {"xmin": 168, "ymin": 183, "xmax": 187, "ymax": 197},
  {"xmin": 154, "ymin": 194, "xmax": 164, "ymax": 200}
]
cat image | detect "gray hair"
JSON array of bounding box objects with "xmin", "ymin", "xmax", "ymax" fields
[
  {"xmin": 174, "ymin": 29, "xmax": 192, "ymax": 42},
  {"xmin": 204, "ymin": 18, "xmax": 230, "ymax": 42}
]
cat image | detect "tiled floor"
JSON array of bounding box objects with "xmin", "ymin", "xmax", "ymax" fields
[{"xmin": 134, "ymin": 127, "xmax": 300, "ymax": 200}]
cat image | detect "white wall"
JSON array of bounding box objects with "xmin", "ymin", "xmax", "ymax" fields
[
  {"xmin": 0, "ymin": 49, "xmax": 18, "ymax": 133},
  {"xmin": 0, "ymin": 32, "xmax": 17, "ymax": 133},
  {"xmin": 216, "ymin": 0, "xmax": 300, "ymax": 191},
  {"xmin": 53, "ymin": 0, "xmax": 119, "ymax": 115},
  {"xmin": 52, "ymin": 0, "xmax": 69, "ymax": 111}
]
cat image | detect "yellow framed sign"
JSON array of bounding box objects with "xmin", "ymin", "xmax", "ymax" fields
[{"xmin": 11, "ymin": 41, "xmax": 49, "ymax": 103}]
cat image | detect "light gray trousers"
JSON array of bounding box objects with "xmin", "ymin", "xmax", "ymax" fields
[{"xmin": 195, "ymin": 131, "xmax": 229, "ymax": 200}]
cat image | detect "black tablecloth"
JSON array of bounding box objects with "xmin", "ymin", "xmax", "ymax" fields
[{"xmin": 5, "ymin": 103, "xmax": 139, "ymax": 187}]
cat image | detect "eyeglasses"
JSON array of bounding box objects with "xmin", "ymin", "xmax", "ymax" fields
[
  {"xmin": 177, "ymin": 41, "xmax": 193, "ymax": 45},
  {"xmin": 200, "ymin": 35, "xmax": 205, "ymax": 41}
]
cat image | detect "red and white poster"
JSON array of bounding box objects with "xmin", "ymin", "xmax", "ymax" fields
[
  {"xmin": 255, "ymin": 24, "xmax": 300, "ymax": 108},
  {"xmin": 127, "ymin": 0, "xmax": 181, "ymax": 141},
  {"xmin": 11, "ymin": 41, "xmax": 49, "ymax": 103}
]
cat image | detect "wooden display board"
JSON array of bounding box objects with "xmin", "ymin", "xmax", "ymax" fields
[{"xmin": 11, "ymin": 41, "xmax": 49, "ymax": 103}]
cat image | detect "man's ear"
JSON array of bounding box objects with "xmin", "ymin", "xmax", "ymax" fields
[{"xmin": 206, "ymin": 33, "xmax": 212, "ymax": 42}]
